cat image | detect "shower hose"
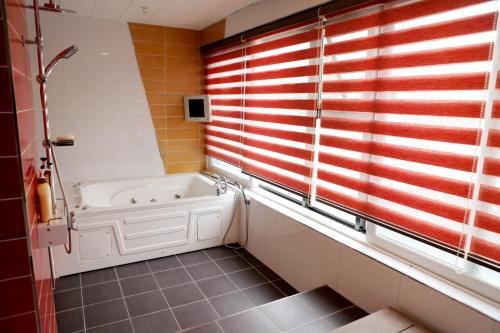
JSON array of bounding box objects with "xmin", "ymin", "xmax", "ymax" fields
[{"xmin": 223, "ymin": 184, "xmax": 250, "ymax": 250}]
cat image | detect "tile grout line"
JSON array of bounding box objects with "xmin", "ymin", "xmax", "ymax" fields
[
  {"xmin": 56, "ymin": 246, "xmax": 297, "ymax": 332},
  {"xmin": 113, "ymin": 267, "xmax": 136, "ymax": 333},
  {"xmin": 56, "ymin": 273, "xmax": 283, "ymax": 315},
  {"xmin": 79, "ymin": 274, "xmax": 86, "ymax": 333},
  {"xmin": 55, "ymin": 253, "xmax": 243, "ymax": 294},
  {"xmin": 145, "ymin": 260, "xmax": 182, "ymax": 331},
  {"xmin": 206, "ymin": 248, "xmax": 286, "ymax": 332},
  {"xmin": 206, "ymin": 249, "xmax": 258, "ymax": 310},
  {"xmin": 282, "ymin": 304, "xmax": 357, "ymax": 332},
  {"xmin": 177, "ymin": 253, "xmax": 223, "ymax": 325}
]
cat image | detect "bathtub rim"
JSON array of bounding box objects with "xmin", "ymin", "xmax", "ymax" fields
[{"xmin": 68, "ymin": 172, "xmax": 235, "ymax": 219}]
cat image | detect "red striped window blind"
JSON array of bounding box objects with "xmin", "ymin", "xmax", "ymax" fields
[
  {"xmin": 205, "ymin": 45, "xmax": 246, "ymax": 167},
  {"xmin": 204, "ymin": 0, "xmax": 500, "ymax": 270}
]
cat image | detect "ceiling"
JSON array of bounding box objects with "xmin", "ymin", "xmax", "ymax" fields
[{"xmin": 47, "ymin": 0, "xmax": 260, "ymax": 30}]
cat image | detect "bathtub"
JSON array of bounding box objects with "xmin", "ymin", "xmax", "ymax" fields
[{"xmin": 52, "ymin": 173, "xmax": 238, "ymax": 277}]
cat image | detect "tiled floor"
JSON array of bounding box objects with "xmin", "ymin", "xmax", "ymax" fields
[{"xmin": 54, "ymin": 246, "xmax": 366, "ymax": 333}]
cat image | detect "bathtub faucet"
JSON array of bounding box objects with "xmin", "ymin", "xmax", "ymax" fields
[{"xmin": 214, "ymin": 175, "xmax": 228, "ymax": 196}]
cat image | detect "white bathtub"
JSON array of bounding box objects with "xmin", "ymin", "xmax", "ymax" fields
[{"xmin": 52, "ymin": 173, "xmax": 238, "ymax": 277}]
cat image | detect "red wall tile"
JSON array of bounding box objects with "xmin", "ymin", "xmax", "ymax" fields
[
  {"xmin": 0, "ymin": 68, "xmax": 13, "ymax": 112},
  {"xmin": 0, "ymin": 311, "xmax": 38, "ymax": 333},
  {"xmin": 0, "ymin": 157, "xmax": 23, "ymax": 199},
  {"xmin": 0, "ymin": 276, "xmax": 35, "ymax": 317},
  {"xmin": 0, "ymin": 198, "xmax": 25, "ymax": 240},
  {"xmin": 1, "ymin": 0, "xmax": 56, "ymax": 331},
  {"xmin": 0, "ymin": 113, "xmax": 17, "ymax": 156},
  {"xmin": 0, "ymin": 238, "xmax": 31, "ymax": 280}
]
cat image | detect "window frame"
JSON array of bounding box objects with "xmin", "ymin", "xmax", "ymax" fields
[{"xmin": 366, "ymin": 222, "xmax": 500, "ymax": 303}]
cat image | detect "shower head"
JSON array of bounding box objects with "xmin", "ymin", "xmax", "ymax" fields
[
  {"xmin": 41, "ymin": 45, "xmax": 78, "ymax": 81},
  {"xmin": 26, "ymin": 1, "xmax": 76, "ymax": 14}
]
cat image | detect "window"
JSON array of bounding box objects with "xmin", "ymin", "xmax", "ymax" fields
[{"xmin": 204, "ymin": 0, "xmax": 500, "ymax": 293}]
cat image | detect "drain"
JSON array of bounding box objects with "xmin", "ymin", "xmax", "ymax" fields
[
  {"xmin": 130, "ymin": 198, "xmax": 137, "ymax": 204},
  {"xmin": 174, "ymin": 193, "xmax": 181, "ymax": 199}
]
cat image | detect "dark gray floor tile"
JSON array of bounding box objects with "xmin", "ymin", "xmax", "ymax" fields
[
  {"xmin": 273, "ymin": 279, "xmax": 298, "ymax": 296},
  {"xmin": 218, "ymin": 308, "xmax": 280, "ymax": 333},
  {"xmin": 209, "ymin": 291, "xmax": 254, "ymax": 317},
  {"xmin": 82, "ymin": 280, "xmax": 122, "ymax": 305},
  {"xmin": 260, "ymin": 296, "xmax": 319, "ymax": 330},
  {"xmin": 81, "ymin": 268, "xmax": 117, "ymax": 286},
  {"xmin": 240, "ymin": 253, "xmax": 264, "ymax": 267},
  {"xmin": 87, "ymin": 320, "xmax": 133, "ymax": 333},
  {"xmin": 255, "ymin": 266, "xmax": 280, "ymax": 281},
  {"xmin": 119, "ymin": 274, "xmax": 158, "ymax": 296},
  {"xmin": 125, "ymin": 290, "xmax": 168, "ymax": 317},
  {"xmin": 233, "ymin": 247, "xmax": 249, "ymax": 255},
  {"xmin": 186, "ymin": 261, "xmax": 223, "ymax": 281},
  {"xmin": 54, "ymin": 274, "xmax": 80, "ymax": 292},
  {"xmin": 183, "ymin": 322, "xmax": 223, "ymax": 333},
  {"xmin": 228, "ymin": 268, "xmax": 267, "ymax": 289},
  {"xmin": 288, "ymin": 319, "xmax": 333, "ymax": 333},
  {"xmin": 323, "ymin": 305, "xmax": 367, "ymax": 329},
  {"xmin": 56, "ymin": 308, "xmax": 84, "ymax": 333},
  {"xmin": 177, "ymin": 250, "xmax": 211, "ymax": 266},
  {"xmin": 197, "ymin": 275, "xmax": 238, "ymax": 298},
  {"xmin": 131, "ymin": 309, "xmax": 180, "ymax": 333},
  {"xmin": 116, "ymin": 261, "xmax": 150, "ymax": 279},
  {"xmin": 55, "ymin": 288, "xmax": 82, "ymax": 312},
  {"xmin": 171, "ymin": 300, "xmax": 219, "ymax": 329},
  {"xmin": 155, "ymin": 267, "xmax": 192, "ymax": 288},
  {"xmin": 294, "ymin": 286, "xmax": 352, "ymax": 316},
  {"xmin": 215, "ymin": 256, "xmax": 250, "ymax": 273},
  {"xmin": 84, "ymin": 298, "xmax": 128, "ymax": 329},
  {"xmin": 205, "ymin": 246, "xmax": 237, "ymax": 260},
  {"xmin": 242, "ymin": 283, "xmax": 285, "ymax": 306},
  {"xmin": 148, "ymin": 255, "xmax": 182, "ymax": 272},
  {"xmin": 163, "ymin": 282, "xmax": 204, "ymax": 307}
]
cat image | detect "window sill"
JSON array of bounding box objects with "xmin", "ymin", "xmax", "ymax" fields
[{"xmin": 248, "ymin": 187, "xmax": 500, "ymax": 322}]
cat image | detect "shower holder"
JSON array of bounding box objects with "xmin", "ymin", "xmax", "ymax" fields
[{"xmin": 37, "ymin": 218, "xmax": 69, "ymax": 248}]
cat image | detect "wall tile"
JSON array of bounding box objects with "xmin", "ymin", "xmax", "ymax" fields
[
  {"xmin": 0, "ymin": 237, "xmax": 30, "ymax": 281},
  {"xmin": 0, "ymin": 198, "xmax": 26, "ymax": 240},
  {"xmin": 294, "ymin": 225, "xmax": 340, "ymax": 291},
  {"xmin": 397, "ymin": 276, "xmax": 495, "ymax": 333},
  {"xmin": 0, "ymin": 276, "xmax": 35, "ymax": 317},
  {"xmin": 0, "ymin": 311, "xmax": 38, "ymax": 333},
  {"xmin": 0, "ymin": 157, "xmax": 22, "ymax": 199},
  {"xmin": 0, "ymin": 113, "xmax": 17, "ymax": 156},
  {"xmin": 336, "ymin": 245, "xmax": 401, "ymax": 313},
  {"xmin": 0, "ymin": 68, "xmax": 13, "ymax": 112}
]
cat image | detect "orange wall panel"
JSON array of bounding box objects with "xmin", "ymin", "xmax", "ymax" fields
[{"xmin": 129, "ymin": 23, "xmax": 205, "ymax": 173}]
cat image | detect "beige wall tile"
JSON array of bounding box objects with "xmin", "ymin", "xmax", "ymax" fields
[
  {"xmin": 167, "ymin": 128, "xmax": 199, "ymax": 140},
  {"xmin": 140, "ymin": 67, "xmax": 166, "ymax": 81},
  {"xmin": 131, "ymin": 24, "xmax": 204, "ymax": 174},
  {"xmin": 166, "ymin": 44, "xmax": 200, "ymax": 58},
  {"xmin": 165, "ymin": 150, "xmax": 200, "ymax": 163},
  {"xmin": 167, "ymin": 140, "xmax": 200, "ymax": 151},
  {"xmin": 167, "ymin": 117, "xmax": 200, "ymax": 129},
  {"xmin": 166, "ymin": 161, "xmax": 204, "ymax": 174},
  {"xmin": 130, "ymin": 27, "xmax": 164, "ymax": 43},
  {"xmin": 133, "ymin": 41, "xmax": 165, "ymax": 55},
  {"xmin": 137, "ymin": 55, "xmax": 165, "ymax": 68},
  {"xmin": 164, "ymin": 27, "xmax": 199, "ymax": 45}
]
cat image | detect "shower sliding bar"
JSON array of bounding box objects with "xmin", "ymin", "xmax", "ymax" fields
[{"xmin": 25, "ymin": 0, "xmax": 77, "ymax": 256}]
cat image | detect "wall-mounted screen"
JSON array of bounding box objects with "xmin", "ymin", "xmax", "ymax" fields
[{"xmin": 184, "ymin": 95, "xmax": 211, "ymax": 122}]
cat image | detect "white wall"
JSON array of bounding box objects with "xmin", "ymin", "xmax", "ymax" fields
[
  {"xmin": 225, "ymin": 0, "xmax": 329, "ymax": 36},
  {"xmin": 243, "ymin": 196, "xmax": 499, "ymax": 333},
  {"xmin": 30, "ymin": 14, "xmax": 163, "ymax": 183}
]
